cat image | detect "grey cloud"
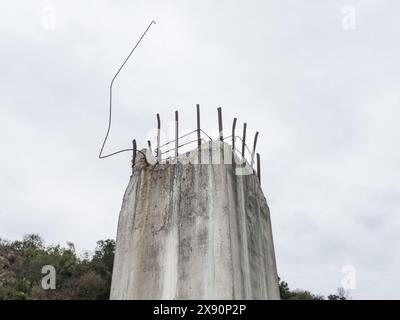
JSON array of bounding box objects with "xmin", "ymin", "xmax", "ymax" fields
[{"xmin": 1, "ymin": 0, "xmax": 399, "ymax": 299}]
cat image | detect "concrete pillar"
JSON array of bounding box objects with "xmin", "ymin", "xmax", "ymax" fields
[{"xmin": 110, "ymin": 142, "xmax": 280, "ymax": 300}]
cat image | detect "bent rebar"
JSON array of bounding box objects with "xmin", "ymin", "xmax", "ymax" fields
[{"xmin": 99, "ymin": 20, "xmax": 156, "ymax": 159}]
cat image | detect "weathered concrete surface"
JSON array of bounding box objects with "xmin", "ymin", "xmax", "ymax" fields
[{"xmin": 110, "ymin": 142, "xmax": 280, "ymax": 300}]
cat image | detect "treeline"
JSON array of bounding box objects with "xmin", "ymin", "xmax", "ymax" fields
[
  {"xmin": 0, "ymin": 234, "xmax": 114, "ymax": 300},
  {"xmin": 279, "ymin": 280, "xmax": 349, "ymax": 300},
  {"xmin": 0, "ymin": 234, "xmax": 348, "ymax": 300}
]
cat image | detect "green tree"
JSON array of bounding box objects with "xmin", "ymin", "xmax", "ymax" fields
[
  {"xmin": 328, "ymin": 287, "xmax": 349, "ymax": 300},
  {"xmin": 0, "ymin": 234, "xmax": 116, "ymax": 300},
  {"xmin": 278, "ymin": 278, "xmax": 346, "ymax": 300},
  {"xmin": 88, "ymin": 239, "xmax": 115, "ymax": 299}
]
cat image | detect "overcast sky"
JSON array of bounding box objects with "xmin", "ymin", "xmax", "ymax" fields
[{"xmin": 1, "ymin": 0, "xmax": 399, "ymax": 299}]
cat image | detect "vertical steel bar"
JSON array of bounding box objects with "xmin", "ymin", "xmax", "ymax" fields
[
  {"xmin": 250, "ymin": 131, "xmax": 259, "ymax": 167},
  {"xmin": 232, "ymin": 118, "xmax": 237, "ymax": 150},
  {"xmin": 147, "ymin": 140, "xmax": 153, "ymax": 156},
  {"xmin": 132, "ymin": 139, "xmax": 137, "ymax": 174},
  {"xmin": 197, "ymin": 104, "xmax": 201, "ymax": 147},
  {"xmin": 218, "ymin": 107, "xmax": 223, "ymax": 141},
  {"xmin": 156, "ymin": 113, "xmax": 161, "ymax": 162},
  {"xmin": 175, "ymin": 110, "xmax": 179, "ymax": 159},
  {"xmin": 257, "ymin": 153, "xmax": 261, "ymax": 184},
  {"xmin": 242, "ymin": 122, "xmax": 247, "ymax": 158}
]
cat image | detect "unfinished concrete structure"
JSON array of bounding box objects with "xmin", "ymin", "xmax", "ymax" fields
[{"xmin": 110, "ymin": 107, "xmax": 280, "ymax": 300}]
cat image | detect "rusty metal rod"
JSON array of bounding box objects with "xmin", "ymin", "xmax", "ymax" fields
[
  {"xmin": 99, "ymin": 21, "xmax": 156, "ymax": 160},
  {"xmin": 218, "ymin": 107, "xmax": 223, "ymax": 141},
  {"xmin": 232, "ymin": 118, "xmax": 237, "ymax": 150},
  {"xmin": 175, "ymin": 110, "xmax": 179, "ymax": 159},
  {"xmin": 156, "ymin": 113, "xmax": 161, "ymax": 162},
  {"xmin": 147, "ymin": 140, "xmax": 153, "ymax": 156},
  {"xmin": 257, "ymin": 153, "xmax": 261, "ymax": 184},
  {"xmin": 241, "ymin": 123, "xmax": 247, "ymax": 158},
  {"xmin": 132, "ymin": 139, "xmax": 137, "ymax": 174},
  {"xmin": 250, "ymin": 131, "xmax": 259, "ymax": 167},
  {"xmin": 197, "ymin": 104, "xmax": 201, "ymax": 147}
]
